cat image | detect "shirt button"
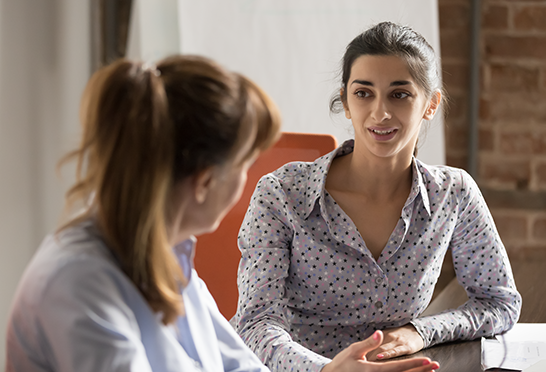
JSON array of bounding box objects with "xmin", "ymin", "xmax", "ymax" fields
[
  {"xmin": 375, "ymin": 277, "xmax": 383, "ymax": 285},
  {"xmin": 375, "ymin": 301, "xmax": 383, "ymax": 309}
]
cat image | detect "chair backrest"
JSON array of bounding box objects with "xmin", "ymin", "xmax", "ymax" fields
[{"xmin": 194, "ymin": 132, "xmax": 338, "ymax": 319}]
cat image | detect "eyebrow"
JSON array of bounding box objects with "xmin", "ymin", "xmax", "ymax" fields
[{"xmin": 350, "ymin": 79, "xmax": 412, "ymax": 87}]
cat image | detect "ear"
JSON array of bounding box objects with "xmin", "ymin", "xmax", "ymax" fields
[
  {"xmin": 423, "ymin": 91, "xmax": 441, "ymax": 120},
  {"xmin": 193, "ymin": 167, "xmax": 216, "ymax": 204},
  {"xmin": 341, "ymin": 88, "xmax": 351, "ymax": 119}
]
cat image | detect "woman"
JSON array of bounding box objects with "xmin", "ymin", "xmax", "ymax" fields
[
  {"xmin": 5, "ymin": 55, "xmax": 439, "ymax": 372},
  {"xmin": 231, "ymin": 22, "xmax": 521, "ymax": 372}
]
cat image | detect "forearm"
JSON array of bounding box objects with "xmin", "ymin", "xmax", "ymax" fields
[
  {"xmin": 412, "ymin": 295, "xmax": 520, "ymax": 347},
  {"xmin": 235, "ymin": 317, "xmax": 330, "ymax": 372}
]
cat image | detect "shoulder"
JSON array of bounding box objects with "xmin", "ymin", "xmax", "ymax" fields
[
  {"xmin": 258, "ymin": 148, "xmax": 337, "ymax": 191},
  {"xmin": 7, "ymin": 222, "xmax": 145, "ymax": 366},
  {"xmin": 270, "ymin": 160, "xmax": 316, "ymax": 182},
  {"xmin": 11, "ymin": 222, "xmax": 137, "ymax": 317},
  {"xmin": 416, "ymin": 160, "xmax": 478, "ymax": 197}
]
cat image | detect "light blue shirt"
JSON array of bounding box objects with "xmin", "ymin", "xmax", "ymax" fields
[{"xmin": 6, "ymin": 220, "xmax": 269, "ymax": 372}]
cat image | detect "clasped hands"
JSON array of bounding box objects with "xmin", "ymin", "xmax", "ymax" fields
[{"xmin": 322, "ymin": 325, "xmax": 438, "ymax": 372}]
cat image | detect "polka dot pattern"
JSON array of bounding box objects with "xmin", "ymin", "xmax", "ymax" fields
[{"xmin": 230, "ymin": 140, "xmax": 521, "ymax": 372}]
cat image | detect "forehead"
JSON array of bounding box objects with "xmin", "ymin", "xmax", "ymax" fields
[{"xmin": 349, "ymin": 55, "xmax": 413, "ymax": 84}]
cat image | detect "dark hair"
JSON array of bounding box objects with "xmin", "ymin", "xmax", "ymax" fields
[
  {"xmin": 59, "ymin": 55, "xmax": 281, "ymax": 325},
  {"xmin": 330, "ymin": 21, "xmax": 445, "ymax": 113}
]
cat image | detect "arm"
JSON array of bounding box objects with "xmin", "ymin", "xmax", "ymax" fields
[
  {"xmin": 411, "ymin": 169, "xmax": 522, "ymax": 347},
  {"xmin": 231, "ymin": 175, "xmax": 331, "ymax": 372}
]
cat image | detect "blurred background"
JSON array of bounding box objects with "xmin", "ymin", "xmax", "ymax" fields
[{"xmin": 0, "ymin": 0, "xmax": 545, "ymax": 366}]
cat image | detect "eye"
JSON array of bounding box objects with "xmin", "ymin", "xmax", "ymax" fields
[
  {"xmin": 355, "ymin": 90, "xmax": 371, "ymax": 98},
  {"xmin": 392, "ymin": 91, "xmax": 410, "ymax": 99}
]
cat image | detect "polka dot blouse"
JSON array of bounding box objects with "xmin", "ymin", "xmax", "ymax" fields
[{"xmin": 230, "ymin": 140, "xmax": 521, "ymax": 372}]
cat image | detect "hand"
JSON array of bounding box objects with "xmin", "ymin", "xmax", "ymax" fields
[
  {"xmin": 366, "ymin": 325, "xmax": 425, "ymax": 361},
  {"xmin": 322, "ymin": 330, "xmax": 438, "ymax": 372}
]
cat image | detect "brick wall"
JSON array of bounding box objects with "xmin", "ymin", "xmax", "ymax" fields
[{"xmin": 439, "ymin": 0, "xmax": 546, "ymax": 260}]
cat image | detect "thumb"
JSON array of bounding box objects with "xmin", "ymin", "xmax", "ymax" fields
[{"xmin": 349, "ymin": 330, "xmax": 383, "ymax": 359}]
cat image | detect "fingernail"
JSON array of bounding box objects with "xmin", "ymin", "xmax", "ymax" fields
[
  {"xmin": 422, "ymin": 360, "xmax": 430, "ymax": 366},
  {"xmin": 376, "ymin": 354, "xmax": 384, "ymax": 359},
  {"xmin": 373, "ymin": 331, "xmax": 380, "ymax": 341}
]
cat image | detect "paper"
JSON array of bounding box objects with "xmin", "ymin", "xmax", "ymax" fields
[
  {"xmin": 524, "ymin": 359, "xmax": 546, "ymax": 372},
  {"xmin": 481, "ymin": 323, "xmax": 546, "ymax": 370}
]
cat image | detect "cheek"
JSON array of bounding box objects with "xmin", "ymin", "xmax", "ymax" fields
[
  {"xmin": 399, "ymin": 104, "xmax": 425, "ymax": 126},
  {"xmin": 223, "ymin": 169, "xmax": 248, "ymax": 210},
  {"xmin": 231, "ymin": 171, "xmax": 248, "ymax": 204}
]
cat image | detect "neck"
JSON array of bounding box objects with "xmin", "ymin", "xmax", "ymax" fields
[
  {"xmin": 166, "ymin": 181, "xmax": 194, "ymax": 246},
  {"xmin": 334, "ymin": 142, "xmax": 414, "ymax": 200}
]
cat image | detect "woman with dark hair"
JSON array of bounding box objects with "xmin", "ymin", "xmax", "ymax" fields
[{"xmin": 232, "ymin": 22, "xmax": 521, "ymax": 372}]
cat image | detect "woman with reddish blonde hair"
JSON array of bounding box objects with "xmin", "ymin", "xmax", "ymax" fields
[{"xmin": 6, "ymin": 55, "xmax": 280, "ymax": 371}]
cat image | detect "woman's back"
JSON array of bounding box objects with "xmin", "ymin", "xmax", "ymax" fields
[{"xmin": 6, "ymin": 220, "xmax": 268, "ymax": 372}]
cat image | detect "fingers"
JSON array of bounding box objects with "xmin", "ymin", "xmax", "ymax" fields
[
  {"xmin": 368, "ymin": 325, "xmax": 425, "ymax": 361},
  {"xmin": 377, "ymin": 358, "xmax": 440, "ymax": 372},
  {"xmin": 372, "ymin": 344, "xmax": 412, "ymax": 361},
  {"xmin": 348, "ymin": 330, "xmax": 384, "ymax": 358}
]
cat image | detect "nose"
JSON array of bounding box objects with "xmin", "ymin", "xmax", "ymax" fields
[{"xmin": 371, "ymin": 97, "xmax": 392, "ymax": 122}]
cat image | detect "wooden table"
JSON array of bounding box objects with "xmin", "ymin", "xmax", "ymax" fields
[{"xmin": 405, "ymin": 259, "xmax": 546, "ymax": 372}]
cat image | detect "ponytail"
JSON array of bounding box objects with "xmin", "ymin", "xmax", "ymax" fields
[
  {"xmin": 59, "ymin": 55, "xmax": 281, "ymax": 325},
  {"xmin": 60, "ymin": 60, "xmax": 185, "ymax": 323}
]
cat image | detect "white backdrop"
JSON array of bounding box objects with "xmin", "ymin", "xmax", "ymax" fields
[
  {"xmin": 177, "ymin": 0, "xmax": 445, "ymax": 165},
  {"xmin": 128, "ymin": 0, "xmax": 445, "ymax": 165}
]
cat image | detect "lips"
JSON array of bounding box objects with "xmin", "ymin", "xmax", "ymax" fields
[
  {"xmin": 371, "ymin": 129, "xmax": 395, "ymax": 135},
  {"xmin": 368, "ymin": 127, "xmax": 398, "ymax": 141}
]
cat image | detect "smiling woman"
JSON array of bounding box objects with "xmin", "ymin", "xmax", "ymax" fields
[
  {"xmin": 230, "ymin": 22, "xmax": 521, "ymax": 372},
  {"xmin": 340, "ymin": 55, "xmax": 440, "ymax": 164}
]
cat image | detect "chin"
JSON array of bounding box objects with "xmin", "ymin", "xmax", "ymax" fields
[{"xmin": 196, "ymin": 220, "xmax": 221, "ymax": 237}]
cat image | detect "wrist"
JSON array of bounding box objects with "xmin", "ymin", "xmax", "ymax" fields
[{"xmin": 320, "ymin": 362, "xmax": 334, "ymax": 372}]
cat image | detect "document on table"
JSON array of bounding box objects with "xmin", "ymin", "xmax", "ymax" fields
[{"xmin": 481, "ymin": 323, "xmax": 546, "ymax": 371}]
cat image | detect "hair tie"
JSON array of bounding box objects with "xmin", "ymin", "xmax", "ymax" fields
[{"xmin": 142, "ymin": 62, "xmax": 161, "ymax": 77}]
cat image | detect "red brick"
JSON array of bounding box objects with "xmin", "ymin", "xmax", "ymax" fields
[
  {"xmin": 481, "ymin": 158, "xmax": 531, "ymax": 186},
  {"xmin": 532, "ymin": 216, "xmax": 546, "ymax": 239},
  {"xmin": 479, "ymin": 128, "xmax": 494, "ymax": 151},
  {"xmin": 485, "ymin": 92, "xmax": 546, "ymax": 123},
  {"xmin": 501, "ymin": 0, "xmax": 546, "ymax": 3},
  {"xmin": 479, "ymin": 97, "xmax": 491, "ymax": 121},
  {"xmin": 506, "ymin": 244, "xmax": 546, "ymax": 260},
  {"xmin": 442, "ymin": 63, "xmax": 469, "ymax": 92},
  {"xmin": 446, "ymin": 126, "xmax": 469, "ymax": 151},
  {"xmin": 490, "ymin": 64, "xmax": 540, "ymax": 92},
  {"xmin": 439, "ymin": 3, "xmax": 470, "ymax": 30},
  {"xmin": 445, "ymin": 153, "xmax": 468, "ymax": 170},
  {"xmin": 444, "ymin": 92, "xmax": 467, "ymax": 121},
  {"xmin": 441, "ymin": 30, "xmax": 471, "ymax": 60},
  {"xmin": 485, "ymin": 35, "xmax": 546, "ymax": 60},
  {"xmin": 514, "ymin": 6, "xmax": 546, "ymax": 31},
  {"xmin": 499, "ymin": 131, "xmax": 546, "ymax": 155},
  {"xmin": 535, "ymin": 161, "xmax": 546, "ymax": 186},
  {"xmin": 490, "ymin": 212, "xmax": 528, "ymax": 240},
  {"xmin": 482, "ymin": 4, "xmax": 509, "ymax": 30}
]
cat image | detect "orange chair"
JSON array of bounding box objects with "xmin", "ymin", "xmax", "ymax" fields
[{"xmin": 194, "ymin": 132, "xmax": 338, "ymax": 319}]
